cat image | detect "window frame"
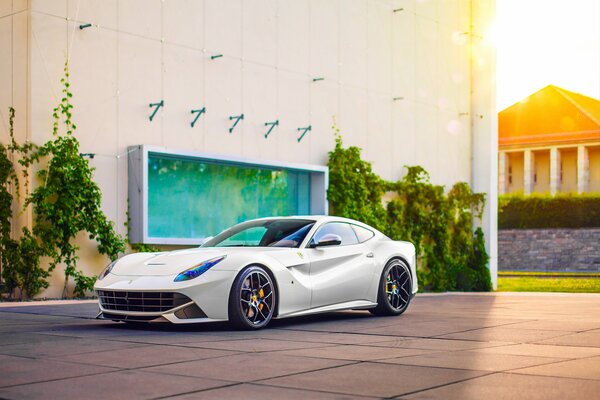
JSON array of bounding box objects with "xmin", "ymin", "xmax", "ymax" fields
[
  {"xmin": 350, "ymin": 223, "xmax": 375, "ymax": 244},
  {"xmin": 204, "ymin": 218, "xmax": 316, "ymax": 249},
  {"xmin": 128, "ymin": 145, "xmax": 329, "ymax": 245}
]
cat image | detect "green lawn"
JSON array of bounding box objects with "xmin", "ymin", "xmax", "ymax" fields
[{"xmin": 498, "ymin": 271, "xmax": 600, "ymax": 293}]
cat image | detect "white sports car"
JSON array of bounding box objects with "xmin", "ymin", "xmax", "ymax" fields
[{"xmin": 95, "ymin": 216, "xmax": 417, "ymax": 329}]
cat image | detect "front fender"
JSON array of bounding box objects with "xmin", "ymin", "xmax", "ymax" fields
[{"xmin": 213, "ymin": 251, "xmax": 313, "ymax": 317}]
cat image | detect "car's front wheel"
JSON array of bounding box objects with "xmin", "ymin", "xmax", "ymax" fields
[
  {"xmin": 370, "ymin": 258, "xmax": 412, "ymax": 316},
  {"xmin": 228, "ymin": 266, "xmax": 276, "ymax": 329}
]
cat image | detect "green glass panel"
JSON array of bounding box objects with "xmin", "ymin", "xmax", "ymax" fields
[{"xmin": 147, "ymin": 153, "xmax": 312, "ymax": 239}]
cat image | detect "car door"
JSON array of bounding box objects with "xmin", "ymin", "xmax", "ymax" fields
[{"xmin": 306, "ymin": 222, "xmax": 377, "ymax": 309}]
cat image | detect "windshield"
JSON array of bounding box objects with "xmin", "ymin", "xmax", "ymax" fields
[{"xmin": 203, "ymin": 219, "xmax": 316, "ymax": 248}]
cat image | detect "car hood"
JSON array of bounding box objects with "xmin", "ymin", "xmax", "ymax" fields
[{"xmin": 111, "ymin": 247, "xmax": 300, "ymax": 276}]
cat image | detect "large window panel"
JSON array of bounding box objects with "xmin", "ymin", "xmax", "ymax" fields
[{"xmin": 128, "ymin": 146, "xmax": 327, "ymax": 244}]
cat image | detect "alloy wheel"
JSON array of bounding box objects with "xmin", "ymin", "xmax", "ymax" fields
[
  {"xmin": 385, "ymin": 263, "xmax": 411, "ymax": 310},
  {"xmin": 239, "ymin": 270, "xmax": 274, "ymax": 326}
]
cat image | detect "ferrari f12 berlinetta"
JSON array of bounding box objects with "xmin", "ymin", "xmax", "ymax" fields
[{"xmin": 95, "ymin": 216, "xmax": 417, "ymax": 329}]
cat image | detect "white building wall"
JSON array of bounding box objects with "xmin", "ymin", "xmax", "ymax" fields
[
  {"xmin": 1, "ymin": 0, "xmax": 497, "ymax": 297},
  {"xmin": 0, "ymin": 0, "xmax": 30, "ymax": 239}
]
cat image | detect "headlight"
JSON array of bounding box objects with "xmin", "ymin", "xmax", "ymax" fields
[
  {"xmin": 174, "ymin": 255, "xmax": 226, "ymax": 282},
  {"xmin": 98, "ymin": 260, "xmax": 117, "ymax": 280}
]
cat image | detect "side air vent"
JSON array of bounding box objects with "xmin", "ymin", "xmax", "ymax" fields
[{"xmin": 174, "ymin": 303, "xmax": 208, "ymax": 319}]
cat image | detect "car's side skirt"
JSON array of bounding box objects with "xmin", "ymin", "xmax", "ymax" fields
[{"xmin": 275, "ymin": 300, "xmax": 378, "ymax": 319}]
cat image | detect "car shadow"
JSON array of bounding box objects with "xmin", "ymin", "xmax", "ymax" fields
[{"xmin": 99, "ymin": 310, "xmax": 378, "ymax": 333}]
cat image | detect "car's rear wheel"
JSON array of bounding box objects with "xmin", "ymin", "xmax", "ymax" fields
[
  {"xmin": 370, "ymin": 259, "xmax": 412, "ymax": 316},
  {"xmin": 228, "ymin": 266, "xmax": 276, "ymax": 329}
]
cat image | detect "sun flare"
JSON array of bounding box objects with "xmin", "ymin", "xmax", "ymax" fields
[{"xmin": 496, "ymin": 0, "xmax": 600, "ymax": 110}]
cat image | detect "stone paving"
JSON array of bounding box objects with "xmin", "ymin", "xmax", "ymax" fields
[{"xmin": 0, "ymin": 292, "xmax": 599, "ymax": 399}]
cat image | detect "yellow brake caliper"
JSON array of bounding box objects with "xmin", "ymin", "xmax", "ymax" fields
[
  {"xmin": 248, "ymin": 294, "xmax": 258, "ymax": 317},
  {"xmin": 258, "ymin": 288, "xmax": 264, "ymax": 310}
]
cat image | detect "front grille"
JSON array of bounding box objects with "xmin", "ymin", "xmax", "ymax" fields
[{"xmin": 97, "ymin": 290, "xmax": 191, "ymax": 313}]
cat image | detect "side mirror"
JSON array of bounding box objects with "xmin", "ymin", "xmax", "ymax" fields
[
  {"xmin": 310, "ymin": 234, "xmax": 342, "ymax": 248},
  {"xmin": 198, "ymin": 236, "xmax": 214, "ymax": 247}
]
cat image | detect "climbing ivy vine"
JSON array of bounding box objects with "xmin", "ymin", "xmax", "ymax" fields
[
  {"xmin": 0, "ymin": 108, "xmax": 49, "ymax": 299},
  {"xmin": 1, "ymin": 62, "xmax": 125, "ymax": 299},
  {"xmin": 328, "ymin": 130, "xmax": 491, "ymax": 292},
  {"xmin": 327, "ymin": 127, "xmax": 388, "ymax": 232}
]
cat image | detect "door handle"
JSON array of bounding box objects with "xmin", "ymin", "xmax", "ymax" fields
[{"xmin": 366, "ymin": 252, "xmax": 374, "ymax": 258}]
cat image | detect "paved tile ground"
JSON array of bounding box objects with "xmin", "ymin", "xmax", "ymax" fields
[{"xmin": 0, "ymin": 292, "xmax": 599, "ymax": 399}]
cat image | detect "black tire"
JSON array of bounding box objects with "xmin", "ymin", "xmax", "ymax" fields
[
  {"xmin": 228, "ymin": 266, "xmax": 276, "ymax": 330},
  {"xmin": 370, "ymin": 259, "xmax": 412, "ymax": 316}
]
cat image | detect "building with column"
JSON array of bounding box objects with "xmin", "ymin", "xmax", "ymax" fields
[
  {"xmin": 1, "ymin": 0, "xmax": 498, "ymax": 296},
  {"xmin": 499, "ymin": 85, "xmax": 600, "ymax": 195}
]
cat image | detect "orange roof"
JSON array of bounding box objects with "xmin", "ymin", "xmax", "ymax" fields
[{"xmin": 499, "ymin": 85, "xmax": 600, "ymax": 148}]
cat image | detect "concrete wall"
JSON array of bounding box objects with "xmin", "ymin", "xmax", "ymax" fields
[
  {"xmin": 499, "ymin": 228, "xmax": 600, "ymax": 272},
  {"xmin": 1, "ymin": 0, "xmax": 497, "ymax": 297}
]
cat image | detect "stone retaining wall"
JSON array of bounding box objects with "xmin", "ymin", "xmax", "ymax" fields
[{"xmin": 498, "ymin": 228, "xmax": 600, "ymax": 272}]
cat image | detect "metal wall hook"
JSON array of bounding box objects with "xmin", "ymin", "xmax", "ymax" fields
[
  {"xmin": 211, "ymin": 54, "xmax": 223, "ymax": 60},
  {"xmin": 264, "ymin": 120, "xmax": 279, "ymax": 139},
  {"xmin": 229, "ymin": 114, "xmax": 244, "ymax": 133},
  {"xmin": 190, "ymin": 107, "xmax": 206, "ymax": 128},
  {"xmin": 148, "ymin": 100, "xmax": 164, "ymax": 122},
  {"xmin": 79, "ymin": 23, "xmax": 92, "ymax": 30},
  {"xmin": 297, "ymin": 125, "xmax": 312, "ymax": 142}
]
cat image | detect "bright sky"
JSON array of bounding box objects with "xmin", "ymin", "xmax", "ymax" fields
[{"xmin": 496, "ymin": 0, "xmax": 600, "ymax": 110}]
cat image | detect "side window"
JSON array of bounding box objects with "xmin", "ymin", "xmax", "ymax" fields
[
  {"xmin": 310, "ymin": 223, "xmax": 358, "ymax": 246},
  {"xmin": 352, "ymin": 225, "xmax": 375, "ymax": 243}
]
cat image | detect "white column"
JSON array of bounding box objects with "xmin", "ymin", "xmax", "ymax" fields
[
  {"xmin": 470, "ymin": 0, "xmax": 497, "ymax": 289},
  {"xmin": 498, "ymin": 151, "xmax": 509, "ymax": 194},
  {"xmin": 523, "ymin": 149, "xmax": 535, "ymax": 195},
  {"xmin": 550, "ymin": 147, "xmax": 561, "ymax": 195},
  {"xmin": 577, "ymin": 145, "xmax": 589, "ymax": 194}
]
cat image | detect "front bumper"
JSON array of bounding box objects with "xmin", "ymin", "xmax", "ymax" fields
[
  {"xmin": 94, "ymin": 270, "xmax": 235, "ymax": 323},
  {"xmin": 97, "ymin": 306, "xmax": 224, "ymax": 324}
]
